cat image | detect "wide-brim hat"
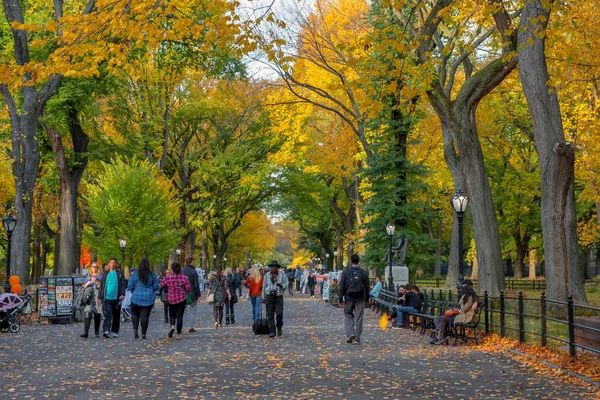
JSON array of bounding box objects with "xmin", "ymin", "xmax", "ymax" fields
[{"xmin": 267, "ymin": 260, "xmax": 282, "ymax": 268}]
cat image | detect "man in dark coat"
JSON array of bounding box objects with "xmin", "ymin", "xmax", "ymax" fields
[
  {"xmin": 182, "ymin": 256, "xmax": 201, "ymax": 333},
  {"xmin": 99, "ymin": 257, "xmax": 127, "ymax": 338},
  {"xmin": 338, "ymin": 254, "xmax": 370, "ymax": 344}
]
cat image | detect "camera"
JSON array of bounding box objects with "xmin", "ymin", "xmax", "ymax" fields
[{"xmin": 269, "ymin": 290, "xmax": 277, "ymax": 296}]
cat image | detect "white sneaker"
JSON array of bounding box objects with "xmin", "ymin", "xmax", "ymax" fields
[{"xmin": 109, "ymin": 332, "xmax": 119, "ymax": 338}]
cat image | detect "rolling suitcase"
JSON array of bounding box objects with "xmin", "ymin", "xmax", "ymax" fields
[{"xmin": 252, "ymin": 302, "xmax": 270, "ymax": 335}]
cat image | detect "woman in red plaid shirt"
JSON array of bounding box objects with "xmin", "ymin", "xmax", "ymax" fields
[{"xmin": 159, "ymin": 262, "xmax": 191, "ymax": 340}]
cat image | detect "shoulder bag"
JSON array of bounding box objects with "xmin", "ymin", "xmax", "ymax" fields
[{"xmin": 175, "ymin": 274, "xmax": 192, "ymax": 305}]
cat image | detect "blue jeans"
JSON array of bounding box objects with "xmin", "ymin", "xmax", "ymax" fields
[
  {"xmin": 395, "ymin": 306, "xmax": 417, "ymax": 326},
  {"xmin": 250, "ymin": 296, "xmax": 262, "ymax": 320}
]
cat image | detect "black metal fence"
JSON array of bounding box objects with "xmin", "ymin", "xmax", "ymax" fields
[
  {"xmin": 409, "ymin": 278, "xmax": 547, "ymax": 291},
  {"xmin": 417, "ymin": 288, "xmax": 600, "ymax": 357}
]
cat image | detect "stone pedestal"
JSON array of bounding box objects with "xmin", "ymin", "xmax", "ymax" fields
[{"xmin": 384, "ymin": 265, "xmax": 409, "ymax": 287}]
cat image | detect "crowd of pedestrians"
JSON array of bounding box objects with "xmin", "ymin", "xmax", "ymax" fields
[{"xmin": 79, "ymin": 253, "xmax": 466, "ymax": 347}]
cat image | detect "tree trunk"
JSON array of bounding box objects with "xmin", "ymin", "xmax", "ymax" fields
[
  {"xmin": 201, "ymin": 227, "xmax": 209, "ymax": 270},
  {"xmin": 44, "ymin": 108, "xmax": 89, "ymax": 276},
  {"xmin": 528, "ymin": 249, "xmax": 537, "ymax": 280},
  {"xmin": 434, "ymin": 215, "xmax": 442, "ymax": 278},
  {"xmin": 518, "ymin": 0, "xmax": 586, "ymax": 302},
  {"xmin": 185, "ymin": 229, "xmax": 196, "ymax": 261},
  {"xmin": 514, "ymin": 234, "xmax": 530, "ymax": 280},
  {"xmin": 471, "ymin": 256, "xmax": 479, "ymax": 280},
  {"xmin": 32, "ymin": 220, "xmax": 44, "ymax": 283}
]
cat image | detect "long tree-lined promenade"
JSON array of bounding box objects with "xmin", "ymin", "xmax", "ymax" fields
[{"xmin": 0, "ymin": 295, "xmax": 596, "ymax": 399}]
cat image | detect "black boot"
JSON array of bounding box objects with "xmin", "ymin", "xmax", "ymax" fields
[
  {"xmin": 94, "ymin": 314, "xmax": 101, "ymax": 338},
  {"xmin": 225, "ymin": 315, "xmax": 230, "ymax": 325},
  {"xmin": 231, "ymin": 315, "xmax": 235, "ymax": 324},
  {"xmin": 81, "ymin": 317, "xmax": 91, "ymax": 338}
]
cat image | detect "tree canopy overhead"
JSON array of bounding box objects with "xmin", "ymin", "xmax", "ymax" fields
[{"xmin": 0, "ymin": 0, "xmax": 598, "ymax": 302}]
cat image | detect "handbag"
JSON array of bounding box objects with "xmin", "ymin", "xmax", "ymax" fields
[
  {"xmin": 206, "ymin": 293, "xmax": 215, "ymax": 304},
  {"xmin": 252, "ymin": 302, "xmax": 270, "ymax": 335},
  {"xmin": 232, "ymin": 294, "xmax": 238, "ymax": 304},
  {"xmin": 444, "ymin": 309, "xmax": 460, "ymax": 317},
  {"xmin": 175, "ymin": 275, "xmax": 192, "ymax": 305}
]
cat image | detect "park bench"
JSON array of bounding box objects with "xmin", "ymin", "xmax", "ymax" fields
[
  {"xmin": 370, "ymin": 288, "xmax": 396, "ymax": 314},
  {"xmin": 408, "ymin": 299, "xmax": 456, "ymax": 334},
  {"xmin": 450, "ymin": 303, "xmax": 483, "ymax": 345}
]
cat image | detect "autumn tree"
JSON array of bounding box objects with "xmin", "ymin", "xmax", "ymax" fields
[
  {"xmin": 385, "ymin": 0, "xmax": 519, "ymax": 295},
  {"xmin": 517, "ymin": 0, "xmax": 586, "ymax": 302}
]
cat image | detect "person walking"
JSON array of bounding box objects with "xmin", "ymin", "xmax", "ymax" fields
[
  {"xmin": 80, "ymin": 262, "xmax": 103, "ymax": 338},
  {"xmin": 182, "ymin": 257, "xmax": 201, "ymax": 333},
  {"xmin": 99, "ymin": 257, "xmax": 127, "ymax": 338},
  {"xmin": 338, "ymin": 254, "xmax": 370, "ymax": 344},
  {"xmin": 207, "ymin": 265, "xmax": 231, "ymax": 328},
  {"xmin": 262, "ymin": 261, "xmax": 288, "ymax": 338},
  {"xmin": 224, "ymin": 267, "xmax": 237, "ymax": 324},
  {"xmin": 159, "ymin": 262, "xmax": 191, "ymax": 340},
  {"xmin": 128, "ymin": 258, "xmax": 159, "ymax": 339},
  {"xmin": 286, "ymin": 268, "xmax": 295, "ymax": 296},
  {"xmin": 307, "ymin": 272, "xmax": 316, "ymax": 298},
  {"xmin": 294, "ymin": 268, "xmax": 302, "ymax": 292},
  {"xmin": 243, "ymin": 266, "xmax": 264, "ymax": 321},
  {"xmin": 235, "ymin": 268, "xmax": 243, "ymax": 299},
  {"xmin": 158, "ymin": 270, "xmax": 170, "ymax": 323}
]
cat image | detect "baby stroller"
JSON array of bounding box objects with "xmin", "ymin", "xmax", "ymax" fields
[
  {"xmin": 0, "ymin": 293, "xmax": 31, "ymax": 333},
  {"xmin": 72, "ymin": 286, "xmax": 86, "ymax": 322},
  {"xmin": 120, "ymin": 290, "xmax": 132, "ymax": 322}
]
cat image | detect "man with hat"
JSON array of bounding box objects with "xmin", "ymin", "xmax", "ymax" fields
[{"xmin": 262, "ymin": 260, "xmax": 289, "ymax": 338}]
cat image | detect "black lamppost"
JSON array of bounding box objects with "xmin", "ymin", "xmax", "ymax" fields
[
  {"xmin": 119, "ymin": 238, "xmax": 127, "ymax": 271},
  {"xmin": 213, "ymin": 254, "xmax": 217, "ymax": 269},
  {"xmin": 3, "ymin": 215, "xmax": 17, "ymax": 293},
  {"xmin": 348, "ymin": 241, "xmax": 355, "ymax": 269},
  {"xmin": 451, "ymin": 190, "xmax": 469, "ymax": 291},
  {"xmin": 176, "ymin": 249, "xmax": 181, "ymax": 262},
  {"xmin": 333, "ymin": 250, "xmax": 338, "ymax": 271},
  {"xmin": 325, "ymin": 253, "xmax": 330, "ymax": 274},
  {"xmin": 224, "ymin": 256, "xmax": 227, "ymax": 267},
  {"xmin": 386, "ymin": 222, "xmax": 395, "ymax": 291}
]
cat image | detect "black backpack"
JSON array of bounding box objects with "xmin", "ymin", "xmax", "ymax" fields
[{"xmin": 346, "ymin": 268, "xmax": 365, "ymax": 297}]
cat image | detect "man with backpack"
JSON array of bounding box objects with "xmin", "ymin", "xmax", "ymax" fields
[{"xmin": 338, "ymin": 254, "xmax": 370, "ymax": 344}]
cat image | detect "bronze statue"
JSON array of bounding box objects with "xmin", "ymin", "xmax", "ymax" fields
[{"xmin": 383, "ymin": 237, "xmax": 408, "ymax": 266}]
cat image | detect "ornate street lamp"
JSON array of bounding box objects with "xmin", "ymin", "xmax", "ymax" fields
[
  {"xmin": 176, "ymin": 248, "xmax": 181, "ymax": 262},
  {"xmin": 213, "ymin": 254, "xmax": 217, "ymax": 269},
  {"xmin": 333, "ymin": 250, "xmax": 338, "ymax": 271},
  {"xmin": 348, "ymin": 241, "xmax": 355, "ymax": 269},
  {"xmin": 325, "ymin": 253, "xmax": 330, "ymax": 274},
  {"xmin": 3, "ymin": 215, "xmax": 17, "ymax": 293},
  {"xmin": 451, "ymin": 189, "xmax": 469, "ymax": 291},
  {"xmin": 119, "ymin": 238, "xmax": 127, "ymax": 271},
  {"xmin": 386, "ymin": 222, "xmax": 396, "ymax": 291}
]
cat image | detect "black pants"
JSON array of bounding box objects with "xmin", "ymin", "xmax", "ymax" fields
[
  {"xmin": 309, "ymin": 286, "xmax": 315, "ymax": 296},
  {"xmin": 169, "ymin": 300, "xmax": 186, "ymax": 334},
  {"xmin": 84, "ymin": 312, "xmax": 101, "ymax": 335},
  {"xmin": 288, "ymin": 281, "xmax": 294, "ymax": 296},
  {"xmin": 131, "ymin": 303, "xmax": 153, "ymax": 335},
  {"xmin": 213, "ymin": 304, "xmax": 224, "ymax": 324},
  {"xmin": 296, "ymin": 280, "xmax": 301, "ymax": 291},
  {"xmin": 225, "ymin": 299, "xmax": 235, "ymax": 321},
  {"xmin": 103, "ymin": 300, "xmax": 121, "ymax": 334},
  {"xmin": 163, "ymin": 300, "xmax": 169, "ymax": 319},
  {"xmin": 239, "ymin": 286, "xmax": 242, "ymax": 297},
  {"xmin": 264, "ymin": 295, "xmax": 284, "ymax": 334}
]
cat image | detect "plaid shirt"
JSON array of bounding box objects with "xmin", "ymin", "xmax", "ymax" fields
[
  {"xmin": 159, "ymin": 273, "xmax": 190, "ymax": 305},
  {"xmin": 128, "ymin": 272, "xmax": 159, "ymax": 307}
]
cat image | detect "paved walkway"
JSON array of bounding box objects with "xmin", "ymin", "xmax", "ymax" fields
[{"xmin": 0, "ymin": 293, "xmax": 597, "ymax": 399}]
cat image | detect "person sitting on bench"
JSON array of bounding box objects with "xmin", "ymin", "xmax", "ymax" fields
[
  {"xmin": 369, "ymin": 276, "xmax": 382, "ymax": 300},
  {"xmin": 392, "ymin": 284, "xmax": 422, "ymax": 328},
  {"xmin": 430, "ymin": 280, "xmax": 478, "ymax": 345}
]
